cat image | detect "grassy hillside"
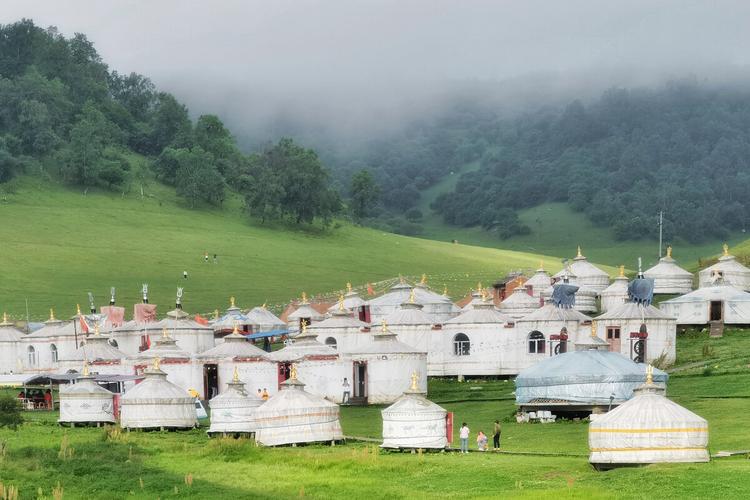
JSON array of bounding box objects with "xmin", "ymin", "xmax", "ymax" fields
[
  {"xmin": 0, "ymin": 177, "xmax": 576, "ymax": 321},
  {"xmin": 415, "ymin": 164, "xmax": 745, "ymax": 268},
  {"xmin": 2, "ymin": 329, "xmax": 750, "ymax": 498}
]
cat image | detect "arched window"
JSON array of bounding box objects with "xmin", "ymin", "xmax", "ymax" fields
[
  {"xmin": 50, "ymin": 344, "xmax": 58, "ymax": 363},
  {"xmin": 27, "ymin": 346, "xmax": 37, "ymax": 366},
  {"xmin": 453, "ymin": 333, "xmax": 470, "ymax": 356},
  {"xmin": 528, "ymin": 331, "xmax": 545, "ymax": 354},
  {"xmin": 324, "ymin": 337, "xmax": 337, "ymax": 350},
  {"xmin": 108, "ymin": 338, "xmax": 119, "ymax": 348}
]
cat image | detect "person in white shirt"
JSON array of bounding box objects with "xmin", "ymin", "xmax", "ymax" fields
[
  {"xmin": 342, "ymin": 378, "xmax": 351, "ymax": 404},
  {"xmin": 459, "ymin": 423, "xmax": 470, "ymax": 454}
]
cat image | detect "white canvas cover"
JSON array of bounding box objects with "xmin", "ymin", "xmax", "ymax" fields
[
  {"xmin": 659, "ymin": 284, "xmax": 750, "ymax": 325},
  {"xmin": 143, "ymin": 308, "xmax": 214, "ymax": 354},
  {"xmin": 196, "ymin": 327, "xmax": 268, "ymax": 360},
  {"xmin": 369, "ymin": 282, "xmax": 459, "ymax": 323},
  {"xmin": 0, "ymin": 314, "xmax": 22, "ymax": 373},
  {"xmin": 381, "ymin": 375, "xmax": 447, "ymax": 449},
  {"xmin": 207, "ymin": 374, "xmax": 263, "ymax": 434},
  {"xmin": 589, "ymin": 375, "xmax": 709, "ymax": 464},
  {"xmin": 120, "ymin": 362, "xmax": 197, "ymax": 429},
  {"xmin": 553, "ymin": 249, "xmax": 610, "ymax": 292},
  {"xmin": 644, "ymin": 250, "xmax": 694, "ymax": 295},
  {"xmin": 244, "ymin": 305, "xmax": 286, "ymax": 332},
  {"xmin": 515, "ymin": 348, "xmax": 667, "ymax": 405},
  {"xmin": 698, "ymin": 248, "xmax": 750, "ymax": 291},
  {"xmin": 254, "ymin": 374, "xmax": 343, "ymax": 446},
  {"xmin": 212, "ymin": 302, "xmax": 253, "ymax": 333},
  {"xmin": 58, "ymin": 368, "xmax": 115, "ymax": 424},
  {"xmin": 525, "ymin": 267, "xmax": 552, "ymax": 298},
  {"xmin": 499, "ymin": 287, "xmax": 541, "ymax": 319},
  {"xmin": 600, "ymin": 275, "xmax": 629, "ymax": 313}
]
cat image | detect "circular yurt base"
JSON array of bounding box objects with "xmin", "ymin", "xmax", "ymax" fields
[
  {"xmin": 380, "ymin": 446, "xmax": 446, "ymax": 453},
  {"xmin": 123, "ymin": 425, "xmax": 198, "ymax": 432},
  {"xmin": 258, "ymin": 438, "xmax": 345, "ymax": 448},
  {"xmin": 58, "ymin": 420, "xmax": 115, "ymax": 428},
  {"xmin": 207, "ymin": 431, "xmax": 255, "ymax": 438}
]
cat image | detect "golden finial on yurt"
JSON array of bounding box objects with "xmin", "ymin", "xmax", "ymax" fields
[
  {"xmin": 49, "ymin": 308, "xmax": 55, "ymax": 321},
  {"xmin": 162, "ymin": 328, "xmax": 168, "ymax": 339},
  {"xmin": 646, "ymin": 364, "xmax": 654, "ymax": 385},
  {"xmin": 723, "ymin": 243, "xmax": 729, "ymax": 256},
  {"xmin": 443, "ymin": 284, "xmax": 448, "ymax": 296},
  {"xmin": 76, "ymin": 304, "xmax": 82, "ymax": 316},
  {"xmin": 2, "ymin": 312, "xmax": 7, "ymax": 324},
  {"xmin": 290, "ymin": 363, "xmax": 298, "ymax": 381},
  {"xmin": 338, "ymin": 294, "xmax": 345, "ymax": 311},
  {"xmin": 619, "ymin": 265, "xmax": 625, "ymax": 278},
  {"xmin": 591, "ymin": 320, "xmax": 597, "ymax": 339},
  {"xmin": 666, "ymin": 245, "xmax": 673, "ymax": 258},
  {"xmin": 230, "ymin": 296, "xmax": 235, "ymax": 307},
  {"xmin": 94, "ymin": 323, "xmax": 100, "ymax": 336},
  {"xmin": 410, "ymin": 371, "xmax": 419, "ymax": 391},
  {"xmin": 408, "ymin": 288, "xmax": 416, "ymax": 304},
  {"xmin": 481, "ymin": 288, "xmax": 489, "ymax": 301},
  {"xmin": 301, "ymin": 292, "xmax": 308, "ymax": 304},
  {"xmin": 301, "ymin": 320, "xmax": 308, "ymax": 334},
  {"xmin": 82, "ymin": 361, "xmax": 90, "ymax": 377},
  {"xmin": 232, "ymin": 321, "xmax": 239, "ymax": 335},
  {"xmin": 476, "ymin": 281, "xmax": 483, "ymax": 292},
  {"xmin": 576, "ymin": 245, "xmax": 583, "ymax": 258},
  {"xmin": 381, "ymin": 319, "xmax": 388, "ymax": 334},
  {"xmin": 420, "ymin": 273, "xmax": 427, "ymax": 285},
  {"xmin": 399, "ymin": 274, "xmax": 405, "ymax": 284},
  {"xmin": 261, "ymin": 302, "xmax": 267, "ymax": 310},
  {"xmin": 214, "ymin": 309, "xmax": 219, "ymax": 320},
  {"xmin": 539, "ymin": 260, "xmax": 544, "ymax": 270},
  {"xmin": 153, "ymin": 357, "xmax": 161, "ymax": 370},
  {"xmin": 233, "ymin": 366, "xmax": 240, "ymax": 383},
  {"xmin": 346, "ymin": 282, "xmax": 352, "ymax": 293}
]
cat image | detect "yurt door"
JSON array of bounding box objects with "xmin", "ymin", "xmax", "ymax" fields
[
  {"xmin": 606, "ymin": 327, "xmax": 621, "ymax": 353},
  {"xmin": 352, "ymin": 361, "xmax": 367, "ymax": 403},
  {"xmin": 203, "ymin": 364, "xmax": 219, "ymax": 399},
  {"xmin": 710, "ymin": 301, "xmax": 723, "ymax": 321},
  {"xmin": 278, "ymin": 363, "xmax": 291, "ymax": 389}
]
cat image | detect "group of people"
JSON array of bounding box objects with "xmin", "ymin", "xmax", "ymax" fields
[
  {"xmin": 458, "ymin": 420, "xmax": 501, "ymax": 453},
  {"xmin": 256, "ymin": 388, "xmax": 270, "ymax": 401},
  {"xmin": 17, "ymin": 389, "xmax": 53, "ymax": 409}
]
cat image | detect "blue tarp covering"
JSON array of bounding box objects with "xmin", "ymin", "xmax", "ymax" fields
[
  {"xmin": 515, "ymin": 350, "xmax": 668, "ymax": 404},
  {"xmin": 246, "ymin": 329, "xmax": 289, "ymax": 339}
]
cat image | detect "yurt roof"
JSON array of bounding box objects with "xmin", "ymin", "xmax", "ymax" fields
[
  {"xmin": 0, "ymin": 316, "xmax": 23, "ymax": 342},
  {"xmin": 130, "ymin": 333, "xmax": 191, "ymax": 360},
  {"xmin": 525, "ymin": 268, "xmax": 552, "ymax": 289},
  {"xmin": 500, "ymin": 287, "xmax": 540, "ymax": 308},
  {"xmin": 327, "ymin": 291, "xmax": 367, "ymax": 312},
  {"xmin": 212, "ymin": 305, "xmax": 252, "ymax": 331},
  {"xmin": 553, "ymin": 251, "xmax": 609, "ymax": 280},
  {"xmin": 258, "ymin": 376, "xmax": 339, "ymax": 411},
  {"xmin": 644, "ymin": 256, "xmax": 694, "ymax": 279},
  {"xmin": 310, "ymin": 310, "xmax": 369, "ymax": 330},
  {"xmin": 145, "ymin": 309, "xmax": 212, "ymax": 332},
  {"xmin": 444, "ymin": 302, "xmax": 511, "ymax": 325},
  {"xmin": 244, "ymin": 306, "xmax": 285, "ymax": 328},
  {"xmin": 210, "ymin": 380, "xmax": 262, "ymax": 405},
  {"xmin": 383, "ymin": 390, "xmax": 447, "ymax": 416},
  {"xmin": 383, "ymin": 302, "xmax": 436, "ymax": 326},
  {"xmin": 700, "ymin": 252, "xmax": 750, "ymax": 275},
  {"xmin": 122, "ymin": 366, "xmax": 193, "ymax": 401},
  {"xmin": 266, "ymin": 335, "xmax": 337, "ymax": 361},
  {"xmin": 60, "ymin": 374, "xmax": 113, "ymax": 396},
  {"xmin": 517, "ymin": 303, "xmax": 592, "ymax": 322},
  {"xmin": 112, "ymin": 319, "xmax": 149, "ymax": 334},
  {"xmin": 63, "ymin": 335, "xmax": 127, "ymax": 362},
  {"xmin": 600, "ymin": 276, "xmax": 629, "ymax": 296},
  {"xmin": 596, "ymin": 302, "xmax": 674, "ymax": 321},
  {"xmin": 346, "ymin": 325, "xmax": 424, "ymax": 354},
  {"xmin": 287, "ymin": 303, "xmax": 326, "ymax": 321},
  {"xmin": 661, "ymin": 284, "xmax": 750, "ymax": 304},
  {"xmin": 515, "ymin": 350, "xmax": 667, "ymax": 394},
  {"xmin": 369, "ymin": 282, "xmax": 455, "ymax": 307},
  {"xmin": 27, "ymin": 317, "xmax": 75, "ymax": 338},
  {"xmin": 196, "ymin": 330, "xmax": 268, "ymax": 359}
]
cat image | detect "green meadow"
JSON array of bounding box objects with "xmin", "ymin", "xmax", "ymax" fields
[{"xmin": 2, "ymin": 330, "xmax": 750, "ymax": 499}]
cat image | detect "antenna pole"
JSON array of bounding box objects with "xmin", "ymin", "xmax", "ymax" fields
[{"xmin": 658, "ymin": 210, "xmax": 663, "ymax": 258}]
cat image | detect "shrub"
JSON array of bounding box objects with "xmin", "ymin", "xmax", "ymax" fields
[{"xmin": 0, "ymin": 396, "xmax": 22, "ymax": 430}]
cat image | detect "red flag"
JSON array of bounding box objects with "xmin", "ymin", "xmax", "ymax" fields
[
  {"xmin": 367, "ymin": 283, "xmax": 374, "ymax": 295},
  {"xmin": 194, "ymin": 314, "xmax": 209, "ymax": 326},
  {"xmin": 79, "ymin": 314, "xmax": 90, "ymax": 334}
]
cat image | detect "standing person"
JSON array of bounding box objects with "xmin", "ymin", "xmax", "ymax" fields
[
  {"xmin": 493, "ymin": 420, "xmax": 502, "ymax": 451},
  {"xmin": 204, "ymin": 251, "xmax": 209, "ymax": 263},
  {"xmin": 459, "ymin": 422, "xmax": 470, "ymax": 454},
  {"xmin": 262, "ymin": 388, "xmax": 269, "ymax": 400},
  {"xmin": 213, "ymin": 253, "xmax": 218, "ymax": 264},
  {"xmin": 342, "ymin": 378, "xmax": 350, "ymax": 404},
  {"xmin": 183, "ymin": 270, "xmax": 188, "ymax": 279},
  {"xmin": 44, "ymin": 389, "xmax": 52, "ymax": 410},
  {"xmin": 476, "ymin": 430, "xmax": 488, "ymax": 452},
  {"xmin": 257, "ymin": 389, "xmax": 263, "ymax": 399}
]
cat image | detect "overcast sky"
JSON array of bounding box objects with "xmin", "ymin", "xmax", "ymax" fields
[{"xmin": 3, "ymin": 1, "xmax": 750, "ymax": 141}]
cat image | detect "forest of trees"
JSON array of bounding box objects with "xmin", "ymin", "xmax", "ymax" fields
[{"xmin": 0, "ymin": 20, "xmax": 342, "ymax": 225}]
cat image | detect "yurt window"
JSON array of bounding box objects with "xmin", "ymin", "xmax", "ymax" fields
[
  {"xmin": 325, "ymin": 337, "xmax": 338, "ymax": 350},
  {"xmin": 27, "ymin": 346, "xmax": 37, "ymax": 366},
  {"xmin": 528, "ymin": 331, "xmax": 545, "ymax": 354},
  {"xmin": 50, "ymin": 344, "xmax": 58, "ymax": 363},
  {"xmin": 453, "ymin": 333, "xmax": 470, "ymax": 356},
  {"xmin": 606, "ymin": 327, "xmax": 620, "ymax": 340}
]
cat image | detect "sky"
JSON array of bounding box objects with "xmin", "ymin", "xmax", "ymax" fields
[{"xmin": 3, "ymin": 1, "xmax": 750, "ymax": 142}]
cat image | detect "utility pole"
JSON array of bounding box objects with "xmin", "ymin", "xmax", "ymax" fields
[{"xmin": 658, "ymin": 211, "xmax": 664, "ymax": 258}]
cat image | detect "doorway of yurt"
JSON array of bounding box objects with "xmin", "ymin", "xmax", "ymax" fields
[
  {"xmin": 710, "ymin": 301, "xmax": 723, "ymax": 321},
  {"xmin": 278, "ymin": 362, "xmax": 291, "ymax": 389},
  {"xmin": 203, "ymin": 364, "xmax": 219, "ymax": 400},
  {"xmin": 351, "ymin": 361, "xmax": 368, "ymax": 405}
]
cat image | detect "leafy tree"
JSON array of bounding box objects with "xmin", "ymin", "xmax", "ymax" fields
[
  {"xmin": 0, "ymin": 394, "xmax": 22, "ymax": 430},
  {"xmin": 171, "ymin": 147, "xmax": 225, "ymax": 208},
  {"xmin": 148, "ymin": 92, "xmax": 192, "ymax": 154},
  {"xmin": 349, "ymin": 169, "xmax": 379, "ymax": 220}
]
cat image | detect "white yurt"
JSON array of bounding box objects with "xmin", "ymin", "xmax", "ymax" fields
[
  {"xmin": 254, "ymin": 367, "xmax": 344, "ymax": 446},
  {"xmin": 552, "ymin": 247, "xmax": 611, "ymax": 293},
  {"xmin": 109, "ymin": 319, "xmax": 149, "ymax": 356},
  {"xmin": 542, "ymin": 273, "xmax": 598, "ymax": 314},
  {"xmin": 58, "ymin": 363, "xmax": 115, "ymax": 426},
  {"xmin": 659, "ymin": 283, "xmax": 750, "ymax": 325},
  {"xmin": 212, "ymin": 297, "xmax": 253, "ymax": 336},
  {"xmin": 143, "ymin": 306, "xmax": 214, "ymax": 355},
  {"xmin": 381, "ymin": 372, "xmax": 448, "ymax": 450},
  {"xmin": 310, "ymin": 299, "xmax": 370, "ymax": 352},
  {"xmin": 369, "ymin": 279, "xmax": 459, "ymax": 324},
  {"xmin": 382, "ymin": 291, "xmax": 437, "ymax": 354},
  {"xmin": 23, "ymin": 309, "xmax": 79, "ymax": 370},
  {"xmin": 196, "ymin": 325, "xmax": 277, "ymax": 396},
  {"xmin": 589, "ymin": 366, "xmax": 709, "ymax": 466},
  {"xmin": 287, "ymin": 293, "xmax": 326, "ymax": 331},
  {"xmin": 595, "ymin": 301, "xmax": 677, "ymax": 364},
  {"xmin": 59, "ymin": 326, "xmax": 128, "ymax": 375},
  {"xmin": 698, "ymin": 244, "xmax": 750, "ymax": 291},
  {"xmin": 207, "ymin": 368, "xmax": 263, "ymax": 435},
  {"xmin": 644, "ymin": 246, "xmax": 694, "ymax": 295},
  {"xmin": 0, "ymin": 313, "xmax": 23, "ymax": 374},
  {"xmin": 599, "ymin": 266, "xmax": 630, "ymax": 313},
  {"xmin": 515, "ymin": 326, "xmax": 667, "ymax": 414},
  {"xmin": 120, "ymin": 359, "xmax": 198, "ymax": 430},
  {"xmin": 244, "ymin": 304, "xmax": 286, "ymax": 334},
  {"xmin": 128, "ymin": 329, "xmax": 200, "ymax": 397},
  {"xmin": 460, "ymin": 289, "xmax": 484, "ymax": 312},
  {"xmin": 343, "ymin": 321, "xmax": 427, "ymax": 404},
  {"xmin": 524, "ymin": 264, "xmax": 553, "ymax": 298},
  {"xmin": 327, "ymin": 284, "xmax": 369, "ymax": 320},
  {"xmin": 499, "ymin": 286, "xmax": 541, "ymax": 319}
]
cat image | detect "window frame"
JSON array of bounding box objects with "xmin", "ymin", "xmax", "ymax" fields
[{"xmin": 453, "ymin": 333, "xmax": 471, "ymax": 356}]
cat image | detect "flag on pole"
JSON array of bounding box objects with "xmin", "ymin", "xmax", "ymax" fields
[
  {"xmin": 367, "ymin": 283, "xmax": 374, "ymax": 295},
  {"xmin": 79, "ymin": 314, "xmax": 90, "ymax": 334}
]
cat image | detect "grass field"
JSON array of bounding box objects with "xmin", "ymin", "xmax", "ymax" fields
[
  {"xmin": 0, "ymin": 177, "xmax": 581, "ymax": 321},
  {"xmin": 414, "ymin": 163, "xmax": 746, "ymax": 268},
  {"xmin": 2, "ymin": 331, "xmax": 750, "ymax": 499}
]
